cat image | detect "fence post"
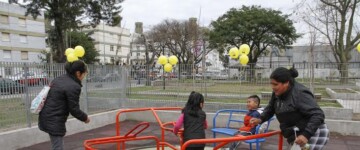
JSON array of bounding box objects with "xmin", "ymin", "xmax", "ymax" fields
[
  {"xmin": 23, "ymin": 63, "xmax": 32, "ymax": 127},
  {"xmin": 83, "ymin": 76, "xmax": 88, "ymax": 114}
]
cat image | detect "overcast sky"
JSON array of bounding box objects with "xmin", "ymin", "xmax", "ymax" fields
[
  {"xmin": 121, "ymin": 0, "xmax": 301, "ymax": 31},
  {"xmin": 1, "ymin": 0, "xmax": 308, "ymax": 44},
  {"xmin": 120, "ymin": 0, "xmax": 307, "ymax": 44}
]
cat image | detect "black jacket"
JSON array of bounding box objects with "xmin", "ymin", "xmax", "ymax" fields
[
  {"xmin": 39, "ymin": 74, "xmax": 88, "ymax": 136},
  {"xmin": 260, "ymin": 81, "xmax": 325, "ymax": 143},
  {"xmin": 183, "ymin": 109, "xmax": 206, "ymax": 147}
]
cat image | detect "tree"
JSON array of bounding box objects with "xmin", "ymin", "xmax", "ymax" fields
[
  {"xmin": 69, "ymin": 31, "xmax": 99, "ymax": 64},
  {"xmin": 133, "ymin": 19, "xmax": 209, "ymax": 82},
  {"xmin": 209, "ymin": 5, "xmax": 300, "ymax": 78},
  {"xmin": 39, "ymin": 31, "xmax": 99, "ymax": 64},
  {"xmin": 10, "ymin": 0, "xmax": 123, "ymax": 63},
  {"xmin": 296, "ymin": 0, "xmax": 360, "ymax": 83},
  {"xmin": 140, "ymin": 19, "xmax": 209, "ymax": 65}
]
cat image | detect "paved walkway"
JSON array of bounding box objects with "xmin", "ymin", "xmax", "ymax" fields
[{"xmin": 20, "ymin": 120, "xmax": 359, "ymax": 150}]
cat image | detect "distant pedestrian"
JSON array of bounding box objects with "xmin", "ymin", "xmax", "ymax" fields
[
  {"xmin": 173, "ymin": 91, "xmax": 208, "ymax": 150},
  {"xmin": 39, "ymin": 60, "xmax": 90, "ymax": 150}
]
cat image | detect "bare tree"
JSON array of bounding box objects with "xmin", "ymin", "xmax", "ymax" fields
[
  {"xmin": 308, "ymin": 27, "xmax": 317, "ymax": 93},
  {"xmin": 296, "ymin": 0, "xmax": 360, "ymax": 83}
]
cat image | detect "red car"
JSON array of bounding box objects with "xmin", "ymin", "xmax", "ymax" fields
[{"xmin": 9, "ymin": 71, "xmax": 48, "ymax": 85}]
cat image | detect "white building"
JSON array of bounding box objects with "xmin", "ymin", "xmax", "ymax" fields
[
  {"xmin": 0, "ymin": 2, "xmax": 46, "ymax": 63},
  {"xmin": 129, "ymin": 32, "xmax": 147, "ymax": 65},
  {"xmin": 82, "ymin": 23, "xmax": 131, "ymax": 65},
  {"xmin": 205, "ymin": 50, "xmax": 224, "ymax": 72}
]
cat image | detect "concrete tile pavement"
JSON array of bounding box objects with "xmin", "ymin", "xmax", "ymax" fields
[{"xmin": 19, "ymin": 120, "xmax": 359, "ymax": 150}]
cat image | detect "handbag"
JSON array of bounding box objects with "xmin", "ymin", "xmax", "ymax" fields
[
  {"xmin": 290, "ymin": 144, "xmax": 301, "ymax": 150},
  {"xmin": 30, "ymin": 85, "xmax": 51, "ymax": 114}
]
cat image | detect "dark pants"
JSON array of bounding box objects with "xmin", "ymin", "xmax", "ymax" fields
[{"xmin": 49, "ymin": 134, "xmax": 64, "ymax": 150}]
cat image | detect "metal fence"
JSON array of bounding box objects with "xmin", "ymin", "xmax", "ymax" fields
[
  {"xmin": 0, "ymin": 62, "xmax": 127, "ymax": 132},
  {"xmin": 126, "ymin": 62, "xmax": 360, "ymax": 113},
  {"xmin": 0, "ymin": 61, "xmax": 359, "ymax": 132}
]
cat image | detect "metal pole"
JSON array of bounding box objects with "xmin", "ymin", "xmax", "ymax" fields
[
  {"xmin": 23, "ymin": 63, "xmax": 31, "ymax": 127},
  {"xmin": 83, "ymin": 75, "xmax": 88, "ymax": 113},
  {"xmin": 163, "ymin": 49, "xmax": 165, "ymax": 90},
  {"xmin": 202, "ymin": 40, "xmax": 207, "ymax": 98}
]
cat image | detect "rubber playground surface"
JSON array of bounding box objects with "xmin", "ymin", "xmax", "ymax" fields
[{"xmin": 20, "ymin": 120, "xmax": 359, "ymax": 150}]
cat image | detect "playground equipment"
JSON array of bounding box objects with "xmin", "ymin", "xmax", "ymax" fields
[
  {"xmin": 83, "ymin": 107, "xmax": 283, "ymax": 150},
  {"xmin": 211, "ymin": 109, "xmax": 276, "ymax": 150}
]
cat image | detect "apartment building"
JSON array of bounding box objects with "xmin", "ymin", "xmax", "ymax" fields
[
  {"xmin": 82, "ymin": 23, "xmax": 131, "ymax": 65},
  {"xmin": 0, "ymin": 2, "xmax": 46, "ymax": 63}
]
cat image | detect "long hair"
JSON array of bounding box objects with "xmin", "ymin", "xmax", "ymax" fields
[{"xmin": 182, "ymin": 91, "xmax": 204, "ymax": 117}]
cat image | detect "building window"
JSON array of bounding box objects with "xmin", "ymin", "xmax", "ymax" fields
[
  {"xmin": 117, "ymin": 46, "xmax": 121, "ymax": 53},
  {"xmin": 4, "ymin": 67, "xmax": 12, "ymax": 76},
  {"xmin": 21, "ymin": 51, "xmax": 28, "ymax": 60},
  {"xmin": 2, "ymin": 32, "xmax": 10, "ymax": 42},
  {"xmin": 18, "ymin": 18, "xmax": 26, "ymax": 27},
  {"xmin": 118, "ymin": 35, "xmax": 121, "ymax": 41},
  {"xmin": 20, "ymin": 35, "xmax": 27, "ymax": 43},
  {"xmin": 110, "ymin": 57, "xmax": 115, "ymax": 63},
  {"xmin": 3, "ymin": 50, "xmax": 11, "ymax": 59},
  {"xmin": 110, "ymin": 45, "xmax": 114, "ymax": 51},
  {"xmin": 0, "ymin": 15, "xmax": 9, "ymax": 24},
  {"xmin": 137, "ymin": 52, "xmax": 140, "ymax": 56}
]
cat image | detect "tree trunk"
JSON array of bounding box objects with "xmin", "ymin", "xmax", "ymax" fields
[
  {"xmin": 339, "ymin": 62, "xmax": 349, "ymax": 83},
  {"xmin": 145, "ymin": 64, "xmax": 151, "ymax": 86},
  {"xmin": 249, "ymin": 63, "xmax": 256, "ymax": 82},
  {"xmin": 54, "ymin": 21, "xmax": 65, "ymax": 62}
]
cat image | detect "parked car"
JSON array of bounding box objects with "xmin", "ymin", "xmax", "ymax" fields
[
  {"xmin": 102, "ymin": 73, "xmax": 120, "ymax": 82},
  {"xmin": 160, "ymin": 72, "xmax": 177, "ymax": 78},
  {"xmin": 86, "ymin": 75, "xmax": 103, "ymax": 82},
  {"xmin": 0, "ymin": 78, "xmax": 24, "ymax": 94},
  {"xmin": 9, "ymin": 71, "xmax": 48, "ymax": 85},
  {"xmin": 86, "ymin": 73, "xmax": 120, "ymax": 82},
  {"xmin": 213, "ymin": 72, "xmax": 229, "ymax": 80},
  {"xmin": 147, "ymin": 71, "xmax": 159, "ymax": 80}
]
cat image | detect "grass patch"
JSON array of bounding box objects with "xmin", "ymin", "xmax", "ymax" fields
[{"xmin": 0, "ymin": 98, "xmax": 38, "ymax": 131}]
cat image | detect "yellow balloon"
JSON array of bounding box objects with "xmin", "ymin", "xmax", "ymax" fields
[
  {"xmin": 74, "ymin": 45, "xmax": 85, "ymax": 57},
  {"xmin": 357, "ymin": 43, "xmax": 360, "ymax": 53},
  {"xmin": 157, "ymin": 55, "xmax": 168, "ymax": 65},
  {"xmin": 164, "ymin": 63, "xmax": 173, "ymax": 72},
  {"xmin": 229, "ymin": 47, "xmax": 239, "ymax": 59},
  {"xmin": 239, "ymin": 44, "xmax": 250, "ymax": 55},
  {"xmin": 65, "ymin": 48, "xmax": 74, "ymax": 56},
  {"xmin": 67, "ymin": 53, "xmax": 79, "ymax": 62},
  {"xmin": 239, "ymin": 54, "xmax": 249, "ymax": 65},
  {"xmin": 168, "ymin": 55, "xmax": 178, "ymax": 65}
]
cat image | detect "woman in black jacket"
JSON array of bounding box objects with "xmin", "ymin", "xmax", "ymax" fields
[
  {"xmin": 39, "ymin": 60, "xmax": 90, "ymax": 150},
  {"xmin": 251, "ymin": 67, "xmax": 329, "ymax": 150}
]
